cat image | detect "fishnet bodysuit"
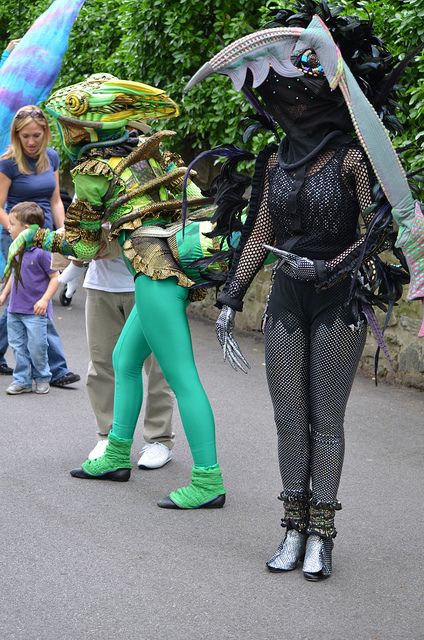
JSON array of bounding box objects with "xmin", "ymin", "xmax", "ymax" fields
[
  {"xmin": 218, "ymin": 143, "xmax": 375, "ymax": 502},
  {"xmin": 219, "ymin": 143, "xmax": 376, "ymax": 307}
]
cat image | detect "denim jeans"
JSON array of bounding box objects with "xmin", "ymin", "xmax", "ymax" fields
[
  {"xmin": 46, "ymin": 317, "xmax": 69, "ymax": 381},
  {"xmin": 0, "ymin": 233, "xmax": 5, "ymax": 276},
  {"xmin": 7, "ymin": 312, "xmax": 51, "ymax": 386},
  {"xmin": 0, "ymin": 302, "xmax": 70, "ymax": 379},
  {"xmin": 0, "ymin": 311, "xmax": 7, "ymax": 366},
  {"xmin": 0, "ymin": 232, "xmax": 11, "ymax": 365},
  {"xmin": 0, "ymin": 229, "xmax": 11, "ymax": 261},
  {"xmin": 0, "ymin": 231, "xmax": 70, "ymax": 379}
]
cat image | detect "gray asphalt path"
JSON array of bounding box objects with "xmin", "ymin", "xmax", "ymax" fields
[{"xmin": 0, "ymin": 287, "xmax": 423, "ymax": 640}]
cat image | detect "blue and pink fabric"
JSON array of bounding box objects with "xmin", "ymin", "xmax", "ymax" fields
[
  {"xmin": 0, "ymin": 0, "xmax": 86, "ymax": 156},
  {"xmin": 0, "ymin": 0, "xmax": 85, "ymax": 276}
]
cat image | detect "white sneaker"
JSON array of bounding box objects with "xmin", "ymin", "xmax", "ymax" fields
[
  {"xmin": 137, "ymin": 442, "xmax": 172, "ymax": 469},
  {"xmin": 34, "ymin": 381, "xmax": 50, "ymax": 394},
  {"xmin": 6, "ymin": 382, "xmax": 32, "ymax": 395},
  {"xmin": 88, "ymin": 439, "xmax": 108, "ymax": 460}
]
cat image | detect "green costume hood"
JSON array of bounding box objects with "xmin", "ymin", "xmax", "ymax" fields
[{"xmin": 45, "ymin": 72, "xmax": 179, "ymax": 161}]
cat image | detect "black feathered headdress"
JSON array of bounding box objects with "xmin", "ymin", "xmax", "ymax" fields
[{"xmin": 262, "ymin": 0, "xmax": 420, "ymax": 135}]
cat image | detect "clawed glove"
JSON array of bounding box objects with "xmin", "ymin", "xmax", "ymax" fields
[
  {"xmin": 263, "ymin": 244, "xmax": 326, "ymax": 283},
  {"xmin": 215, "ymin": 305, "xmax": 250, "ymax": 373}
]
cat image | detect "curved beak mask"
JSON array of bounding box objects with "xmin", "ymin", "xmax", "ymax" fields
[
  {"xmin": 186, "ymin": 14, "xmax": 424, "ymax": 318},
  {"xmin": 46, "ymin": 73, "xmax": 179, "ymax": 161},
  {"xmin": 185, "ymin": 23, "xmax": 344, "ymax": 92}
]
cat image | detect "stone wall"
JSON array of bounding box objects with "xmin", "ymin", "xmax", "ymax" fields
[{"xmin": 188, "ymin": 266, "xmax": 424, "ymax": 390}]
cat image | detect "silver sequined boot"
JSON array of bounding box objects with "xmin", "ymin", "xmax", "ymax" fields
[
  {"xmin": 266, "ymin": 494, "xmax": 309, "ymax": 572},
  {"xmin": 303, "ymin": 501, "xmax": 341, "ymax": 581}
]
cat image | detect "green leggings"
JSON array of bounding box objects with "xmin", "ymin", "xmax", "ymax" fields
[{"xmin": 111, "ymin": 275, "xmax": 217, "ymax": 467}]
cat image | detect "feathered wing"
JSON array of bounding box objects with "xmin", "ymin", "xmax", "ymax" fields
[{"xmin": 0, "ymin": 0, "xmax": 86, "ymax": 154}]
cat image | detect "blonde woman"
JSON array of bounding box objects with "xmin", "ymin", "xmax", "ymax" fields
[
  {"xmin": 0, "ymin": 106, "xmax": 64, "ymax": 231},
  {"xmin": 0, "ymin": 106, "xmax": 79, "ymax": 386}
]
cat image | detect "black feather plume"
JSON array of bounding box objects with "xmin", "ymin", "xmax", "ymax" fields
[
  {"xmin": 373, "ymin": 42, "xmax": 424, "ymax": 114},
  {"xmin": 263, "ymin": 1, "xmax": 407, "ymax": 132}
]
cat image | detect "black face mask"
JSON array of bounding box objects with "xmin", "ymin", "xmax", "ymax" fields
[{"xmin": 255, "ymin": 70, "xmax": 354, "ymax": 168}]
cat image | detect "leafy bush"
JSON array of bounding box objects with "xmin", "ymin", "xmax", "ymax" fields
[{"xmin": 0, "ymin": 0, "xmax": 422, "ymax": 186}]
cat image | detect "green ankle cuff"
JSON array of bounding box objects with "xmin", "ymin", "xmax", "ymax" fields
[
  {"xmin": 169, "ymin": 464, "xmax": 226, "ymax": 509},
  {"xmin": 193, "ymin": 463, "xmax": 219, "ymax": 472},
  {"xmin": 81, "ymin": 432, "xmax": 132, "ymax": 476}
]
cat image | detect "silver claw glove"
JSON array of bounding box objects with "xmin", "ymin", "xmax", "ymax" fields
[
  {"xmin": 215, "ymin": 305, "xmax": 250, "ymax": 373},
  {"xmin": 263, "ymin": 244, "xmax": 323, "ymax": 281}
]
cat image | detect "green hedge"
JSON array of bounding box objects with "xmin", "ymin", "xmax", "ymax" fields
[{"xmin": 0, "ymin": 0, "xmax": 422, "ymax": 182}]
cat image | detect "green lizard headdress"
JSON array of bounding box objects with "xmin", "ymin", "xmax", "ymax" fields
[{"xmin": 45, "ymin": 72, "xmax": 179, "ymax": 161}]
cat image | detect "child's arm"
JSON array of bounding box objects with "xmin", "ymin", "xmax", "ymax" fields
[
  {"xmin": 33, "ymin": 272, "xmax": 59, "ymax": 316},
  {"xmin": 0, "ymin": 276, "xmax": 12, "ymax": 306}
]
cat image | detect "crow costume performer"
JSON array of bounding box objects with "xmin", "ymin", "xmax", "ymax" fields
[
  {"xmin": 186, "ymin": 2, "xmax": 424, "ymax": 577},
  {"xmin": 3, "ymin": 73, "xmax": 229, "ymax": 509}
]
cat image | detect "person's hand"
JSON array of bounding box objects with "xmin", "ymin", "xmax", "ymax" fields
[
  {"xmin": 0, "ymin": 291, "xmax": 7, "ymax": 306},
  {"xmin": 263, "ymin": 244, "xmax": 319, "ymax": 281},
  {"xmin": 57, "ymin": 261, "xmax": 84, "ymax": 284},
  {"xmin": 34, "ymin": 297, "xmax": 48, "ymax": 315},
  {"xmin": 6, "ymin": 39, "xmax": 21, "ymax": 52},
  {"xmin": 215, "ymin": 305, "xmax": 250, "ymax": 373}
]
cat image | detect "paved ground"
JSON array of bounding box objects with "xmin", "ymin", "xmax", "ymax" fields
[{"xmin": 0, "ymin": 286, "xmax": 423, "ymax": 640}]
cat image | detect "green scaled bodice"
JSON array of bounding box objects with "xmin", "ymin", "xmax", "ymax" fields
[
  {"xmin": 104, "ymin": 151, "xmax": 187, "ymax": 236},
  {"xmin": 72, "ymin": 131, "xmax": 206, "ymax": 237},
  {"xmin": 69, "ymin": 131, "xmax": 215, "ymax": 291}
]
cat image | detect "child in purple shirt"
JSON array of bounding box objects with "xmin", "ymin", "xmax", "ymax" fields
[{"xmin": 0, "ymin": 202, "xmax": 58, "ymax": 394}]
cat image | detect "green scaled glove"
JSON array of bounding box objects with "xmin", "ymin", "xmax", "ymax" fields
[{"xmin": 2, "ymin": 224, "xmax": 39, "ymax": 284}]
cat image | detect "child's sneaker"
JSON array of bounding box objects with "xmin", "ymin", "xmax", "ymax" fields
[
  {"xmin": 6, "ymin": 382, "xmax": 32, "ymax": 395},
  {"xmin": 34, "ymin": 381, "xmax": 50, "ymax": 394}
]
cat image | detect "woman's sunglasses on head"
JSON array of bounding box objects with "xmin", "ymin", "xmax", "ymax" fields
[{"xmin": 15, "ymin": 108, "xmax": 45, "ymax": 120}]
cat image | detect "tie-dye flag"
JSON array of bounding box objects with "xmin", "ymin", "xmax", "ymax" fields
[{"xmin": 0, "ymin": 0, "xmax": 86, "ymax": 155}]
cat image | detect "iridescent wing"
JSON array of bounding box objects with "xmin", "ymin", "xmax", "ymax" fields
[{"xmin": 0, "ymin": 0, "xmax": 86, "ymax": 154}]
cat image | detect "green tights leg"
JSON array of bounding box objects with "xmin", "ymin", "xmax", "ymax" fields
[
  {"xmin": 71, "ymin": 275, "xmax": 226, "ymax": 503},
  {"xmin": 112, "ymin": 275, "xmax": 226, "ymax": 507}
]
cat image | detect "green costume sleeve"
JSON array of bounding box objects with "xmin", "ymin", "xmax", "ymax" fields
[
  {"xmin": 73, "ymin": 172, "xmax": 110, "ymax": 206},
  {"xmin": 4, "ymin": 170, "xmax": 110, "ymax": 272},
  {"xmin": 3, "ymin": 224, "xmax": 75, "ymax": 281},
  {"xmin": 57, "ymin": 171, "xmax": 110, "ymax": 259}
]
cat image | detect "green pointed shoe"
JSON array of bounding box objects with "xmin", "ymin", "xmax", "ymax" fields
[
  {"xmin": 157, "ymin": 464, "xmax": 226, "ymax": 509},
  {"xmin": 70, "ymin": 432, "xmax": 132, "ymax": 482}
]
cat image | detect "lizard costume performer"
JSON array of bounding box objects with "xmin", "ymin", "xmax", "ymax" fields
[
  {"xmin": 186, "ymin": 1, "xmax": 424, "ymax": 577},
  {"xmin": 4, "ymin": 73, "xmax": 230, "ymax": 509}
]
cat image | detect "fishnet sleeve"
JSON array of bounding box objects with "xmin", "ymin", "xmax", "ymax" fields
[
  {"xmin": 323, "ymin": 146, "xmax": 389, "ymax": 284},
  {"xmin": 217, "ymin": 146, "xmax": 277, "ymax": 311}
]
